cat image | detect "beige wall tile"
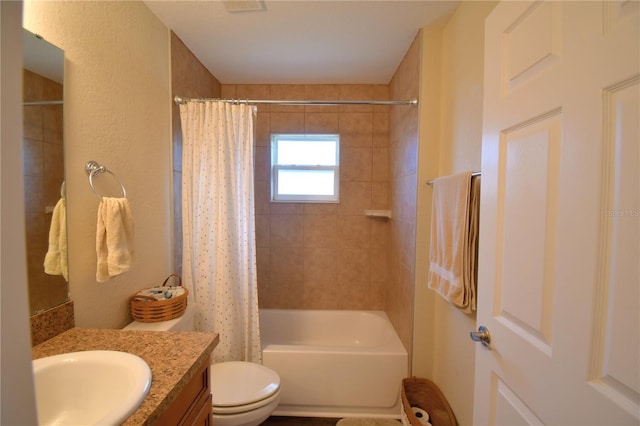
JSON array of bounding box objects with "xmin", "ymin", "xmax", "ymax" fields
[
  {"xmin": 305, "ymin": 112, "xmax": 340, "ymax": 133},
  {"xmin": 271, "ymin": 84, "xmax": 305, "ymax": 113},
  {"xmin": 373, "ymin": 112, "xmax": 390, "ymax": 147},
  {"xmin": 371, "ymin": 219, "xmax": 390, "ymax": 248},
  {"xmin": 254, "ymin": 84, "xmax": 391, "ymax": 311},
  {"xmin": 254, "ymin": 146, "xmax": 271, "ymax": 182},
  {"xmin": 271, "ymin": 214, "xmax": 303, "ymax": 248},
  {"xmin": 23, "ymin": 138, "xmax": 43, "ymax": 175},
  {"xmin": 302, "ymin": 285, "xmax": 339, "ymax": 309},
  {"xmin": 268, "ymin": 280, "xmax": 304, "ymax": 309},
  {"xmin": 303, "ymin": 203, "xmax": 338, "ymax": 215},
  {"xmin": 255, "ymin": 214, "xmax": 270, "ymax": 248},
  {"xmin": 237, "ymin": 84, "xmax": 271, "ymax": 112},
  {"xmin": 336, "ymin": 281, "xmax": 371, "ymax": 310},
  {"xmin": 338, "ymin": 181, "xmax": 371, "ymax": 215},
  {"xmin": 370, "ymin": 245, "xmax": 389, "ymax": 283},
  {"xmin": 256, "ymin": 247, "xmax": 271, "ymax": 287},
  {"xmin": 254, "ymin": 180, "xmax": 271, "ymax": 214},
  {"xmin": 271, "ymin": 112, "xmax": 305, "ymax": 133},
  {"xmin": 221, "ymin": 84, "xmax": 236, "ymax": 98},
  {"xmin": 24, "ymin": 106, "xmax": 43, "ymax": 140},
  {"xmin": 270, "ymin": 248, "xmax": 304, "ymax": 282},
  {"xmin": 339, "ymin": 113, "xmax": 373, "ymax": 147},
  {"xmin": 270, "ymin": 202, "xmax": 303, "ymax": 215},
  {"xmin": 305, "ymin": 84, "xmax": 340, "ymax": 113},
  {"xmin": 371, "ymin": 181, "xmax": 389, "ymax": 210},
  {"xmin": 372, "ymin": 148, "xmax": 389, "ymax": 181},
  {"xmin": 255, "ymin": 113, "xmax": 271, "ymax": 146},
  {"xmin": 339, "ymin": 85, "xmax": 374, "ymax": 113},
  {"xmin": 43, "ymin": 105, "xmax": 63, "ymax": 144},
  {"xmin": 23, "ymin": 69, "xmax": 43, "ymax": 102},
  {"xmin": 303, "ymin": 247, "xmax": 337, "ymax": 287},
  {"xmin": 340, "ymin": 147, "xmax": 372, "ymax": 182},
  {"xmin": 337, "ymin": 246, "xmax": 370, "ymax": 285},
  {"xmin": 304, "ymin": 215, "xmax": 338, "ymax": 248},
  {"xmin": 43, "ymin": 143, "xmax": 63, "ymax": 181},
  {"xmin": 387, "ymin": 32, "xmax": 422, "ymax": 361},
  {"xmin": 368, "ymin": 279, "xmax": 386, "ymax": 310},
  {"xmin": 42, "ymin": 78, "xmax": 63, "ymax": 101},
  {"xmin": 337, "ymin": 215, "xmax": 370, "ymax": 249}
]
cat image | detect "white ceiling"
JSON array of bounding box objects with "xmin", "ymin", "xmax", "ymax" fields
[{"xmin": 144, "ymin": 1, "xmax": 460, "ymax": 84}]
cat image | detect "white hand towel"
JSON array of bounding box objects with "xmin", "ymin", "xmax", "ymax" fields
[
  {"xmin": 96, "ymin": 197, "xmax": 135, "ymax": 282},
  {"xmin": 428, "ymin": 171, "xmax": 480, "ymax": 313},
  {"xmin": 44, "ymin": 198, "xmax": 68, "ymax": 281}
]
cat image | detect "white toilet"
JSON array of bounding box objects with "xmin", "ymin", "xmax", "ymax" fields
[{"xmin": 123, "ymin": 305, "xmax": 281, "ymax": 426}]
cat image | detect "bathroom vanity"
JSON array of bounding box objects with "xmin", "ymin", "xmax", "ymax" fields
[{"xmin": 32, "ymin": 328, "xmax": 218, "ymax": 425}]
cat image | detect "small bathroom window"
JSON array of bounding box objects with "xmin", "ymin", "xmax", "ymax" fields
[{"xmin": 271, "ymin": 134, "xmax": 340, "ymax": 203}]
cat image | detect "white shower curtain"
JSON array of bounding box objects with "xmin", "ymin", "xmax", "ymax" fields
[{"xmin": 179, "ymin": 100, "xmax": 261, "ymax": 364}]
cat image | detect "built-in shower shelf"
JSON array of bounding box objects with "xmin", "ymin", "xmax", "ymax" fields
[{"xmin": 364, "ymin": 210, "xmax": 392, "ymax": 219}]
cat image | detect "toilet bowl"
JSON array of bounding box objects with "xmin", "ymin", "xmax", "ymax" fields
[{"xmin": 123, "ymin": 305, "xmax": 280, "ymax": 426}]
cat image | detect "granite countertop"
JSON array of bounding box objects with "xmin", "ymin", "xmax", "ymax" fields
[{"xmin": 32, "ymin": 327, "xmax": 218, "ymax": 425}]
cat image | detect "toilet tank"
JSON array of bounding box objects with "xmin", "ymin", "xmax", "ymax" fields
[{"xmin": 123, "ymin": 304, "xmax": 194, "ymax": 332}]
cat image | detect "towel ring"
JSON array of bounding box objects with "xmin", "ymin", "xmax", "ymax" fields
[{"xmin": 85, "ymin": 160, "xmax": 127, "ymax": 199}]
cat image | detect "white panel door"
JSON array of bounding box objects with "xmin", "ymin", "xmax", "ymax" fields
[{"xmin": 474, "ymin": 1, "xmax": 639, "ymax": 424}]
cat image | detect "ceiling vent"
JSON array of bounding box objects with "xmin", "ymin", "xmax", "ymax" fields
[{"xmin": 222, "ymin": 1, "xmax": 266, "ymax": 13}]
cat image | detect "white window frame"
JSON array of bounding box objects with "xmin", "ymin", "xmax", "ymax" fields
[{"xmin": 271, "ymin": 134, "xmax": 340, "ymax": 203}]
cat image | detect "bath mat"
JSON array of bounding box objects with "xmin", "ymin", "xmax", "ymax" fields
[{"xmin": 337, "ymin": 419, "xmax": 401, "ymax": 426}]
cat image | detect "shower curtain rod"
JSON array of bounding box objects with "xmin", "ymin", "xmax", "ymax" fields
[
  {"xmin": 174, "ymin": 96, "xmax": 418, "ymax": 107},
  {"xmin": 23, "ymin": 100, "xmax": 63, "ymax": 106}
]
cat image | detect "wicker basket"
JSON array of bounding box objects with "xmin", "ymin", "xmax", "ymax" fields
[
  {"xmin": 129, "ymin": 274, "xmax": 188, "ymax": 323},
  {"xmin": 401, "ymin": 377, "xmax": 457, "ymax": 426}
]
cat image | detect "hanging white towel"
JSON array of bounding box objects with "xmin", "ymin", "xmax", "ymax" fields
[
  {"xmin": 427, "ymin": 171, "xmax": 480, "ymax": 313},
  {"xmin": 44, "ymin": 198, "xmax": 68, "ymax": 281},
  {"xmin": 96, "ymin": 197, "xmax": 135, "ymax": 282}
]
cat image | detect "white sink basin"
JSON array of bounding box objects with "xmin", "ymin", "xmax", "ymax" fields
[{"xmin": 32, "ymin": 350, "xmax": 152, "ymax": 426}]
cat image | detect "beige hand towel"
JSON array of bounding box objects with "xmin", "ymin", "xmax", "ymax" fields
[
  {"xmin": 428, "ymin": 171, "xmax": 480, "ymax": 313},
  {"xmin": 44, "ymin": 198, "xmax": 68, "ymax": 281},
  {"xmin": 96, "ymin": 197, "xmax": 135, "ymax": 282}
]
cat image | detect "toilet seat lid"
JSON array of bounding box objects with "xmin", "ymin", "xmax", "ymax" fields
[{"xmin": 211, "ymin": 361, "xmax": 280, "ymax": 407}]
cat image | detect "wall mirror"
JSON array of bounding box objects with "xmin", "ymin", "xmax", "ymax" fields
[{"xmin": 22, "ymin": 28, "xmax": 69, "ymax": 314}]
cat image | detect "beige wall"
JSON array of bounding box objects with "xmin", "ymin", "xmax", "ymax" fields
[
  {"xmin": 24, "ymin": 1, "xmax": 173, "ymax": 329},
  {"xmin": 221, "ymin": 84, "xmax": 391, "ymax": 310},
  {"xmin": 413, "ymin": 22, "xmax": 444, "ymax": 382},
  {"xmin": 412, "ymin": 3, "xmax": 497, "ymax": 425}
]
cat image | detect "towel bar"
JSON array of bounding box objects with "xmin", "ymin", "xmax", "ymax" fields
[
  {"xmin": 85, "ymin": 160, "xmax": 127, "ymax": 199},
  {"xmin": 426, "ymin": 171, "xmax": 481, "ymax": 185}
]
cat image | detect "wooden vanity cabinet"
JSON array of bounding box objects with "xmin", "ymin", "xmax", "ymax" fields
[{"xmin": 155, "ymin": 359, "xmax": 212, "ymax": 425}]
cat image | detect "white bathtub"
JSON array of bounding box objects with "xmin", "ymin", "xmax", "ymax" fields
[{"xmin": 259, "ymin": 309, "xmax": 408, "ymax": 418}]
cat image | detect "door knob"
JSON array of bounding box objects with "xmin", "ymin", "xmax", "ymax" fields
[{"xmin": 470, "ymin": 325, "xmax": 491, "ymax": 348}]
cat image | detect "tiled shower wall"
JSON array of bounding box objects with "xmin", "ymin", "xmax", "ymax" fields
[
  {"xmin": 220, "ymin": 84, "xmax": 391, "ymax": 309},
  {"xmin": 387, "ymin": 33, "xmax": 422, "ymax": 356},
  {"xmin": 23, "ymin": 69, "xmax": 67, "ymax": 314},
  {"xmin": 171, "ymin": 32, "xmax": 222, "ymax": 276},
  {"xmin": 171, "ymin": 38, "xmax": 421, "ymax": 354}
]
